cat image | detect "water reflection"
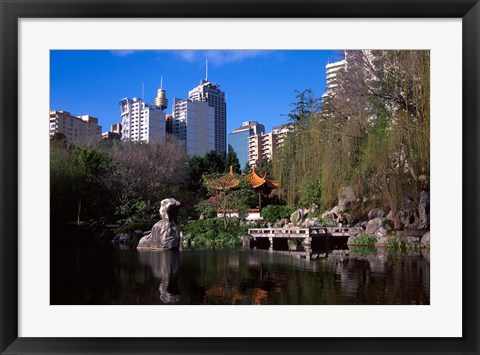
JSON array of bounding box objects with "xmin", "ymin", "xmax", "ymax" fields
[
  {"xmin": 51, "ymin": 241, "xmax": 430, "ymax": 305},
  {"xmin": 138, "ymin": 250, "xmax": 180, "ymax": 304}
]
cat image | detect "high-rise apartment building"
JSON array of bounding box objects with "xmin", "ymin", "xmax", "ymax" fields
[
  {"xmin": 228, "ymin": 121, "xmax": 265, "ymax": 168},
  {"xmin": 247, "ymin": 124, "xmax": 291, "ymax": 166},
  {"xmin": 322, "ymin": 59, "xmax": 347, "ymax": 99},
  {"xmin": 171, "ymin": 97, "xmax": 215, "ymax": 157},
  {"xmin": 49, "ymin": 110, "xmax": 102, "ymax": 144},
  {"xmin": 188, "ymin": 67, "xmax": 226, "ymax": 154},
  {"xmin": 119, "ymin": 97, "xmax": 166, "ymax": 143}
]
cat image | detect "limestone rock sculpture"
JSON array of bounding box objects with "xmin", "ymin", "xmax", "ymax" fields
[{"xmin": 137, "ymin": 198, "xmax": 181, "ymax": 250}]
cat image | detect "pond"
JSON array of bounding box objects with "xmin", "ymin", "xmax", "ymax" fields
[{"xmin": 51, "ymin": 240, "xmax": 430, "ymax": 305}]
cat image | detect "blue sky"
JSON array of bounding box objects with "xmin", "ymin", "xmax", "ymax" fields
[{"xmin": 50, "ymin": 50, "xmax": 341, "ymax": 134}]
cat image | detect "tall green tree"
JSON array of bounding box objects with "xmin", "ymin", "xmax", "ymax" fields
[
  {"xmin": 203, "ymin": 150, "xmax": 226, "ymax": 174},
  {"xmin": 225, "ymin": 150, "xmax": 241, "ymax": 174}
]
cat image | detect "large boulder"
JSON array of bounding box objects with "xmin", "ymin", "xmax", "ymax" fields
[
  {"xmin": 365, "ymin": 218, "xmax": 383, "ymax": 235},
  {"xmin": 137, "ymin": 198, "xmax": 181, "ymax": 250},
  {"xmin": 303, "ymin": 217, "xmax": 321, "ymax": 227},
  {"xmin": 368, "ymin": 208, "xmax": 384, "ymax": 220},
  {"xmin": 321, "ymin": 206, "xmax": 341, "ymax": 226},
  {"xmin": 421, "ymin": 231, "xmax": 430, "ymax": 248},
  {"xmin": 418, "ymin": 191, "xmax": 430, "ymax": 229}
]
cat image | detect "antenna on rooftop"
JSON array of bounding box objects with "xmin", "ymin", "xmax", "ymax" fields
[
  {"xmin": 160, "ymin": 76, "xmax": 163, "ymax": 90},
  {"xmin": 205, "ymin": 58, "xmax": 208, "ymax": 81},
  {"xmin": 142, "ymin": 82, "xmax": 145, "ymax": 101}
]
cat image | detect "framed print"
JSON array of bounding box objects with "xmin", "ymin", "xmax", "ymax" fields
[{"xmin": 1, "ymin": 0, "xmax": 479, "ymax": 354}]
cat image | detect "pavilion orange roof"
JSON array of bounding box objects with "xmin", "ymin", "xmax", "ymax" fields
[
  {"xmin": 206, "ymin": 165, "xmax": 279, "ymax": 190},
  {"xmin": 206, "ymin": 165, "xmax": 240, "ymax": 190},
  {"xmin": 244, "ymin": 166, "xmax": 279, "ymax": 189}
]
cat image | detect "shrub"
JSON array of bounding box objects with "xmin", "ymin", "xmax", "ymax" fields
[
  {"xmin": 261, "ymin": 205, "xmax": 294, "ymax": 223},
  {"xmin": 352, "ymin": 234, "xmax": 377, "ymax": 246},
  {"xmin": 114, "ymin": 219, "xmax": 156, "ymax": 234},
  {"xmin": 194, "ymin": 200, "xmax": 217, "ymax": 219},
  {"xmin": 387, "ymin": 235, "xmax": 419, "ymax": 250},
  {"xmin": 183, "ymin": 217, "xmax": 249, "ymax": 246},
  {"xmin": 320, "ymin": 215, "xmax": 337, "ymax": 227}
]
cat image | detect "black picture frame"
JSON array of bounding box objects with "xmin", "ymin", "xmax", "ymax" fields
[{"xmin": 1, "ymin": 1, "xmax": 478, "ymax": 354}]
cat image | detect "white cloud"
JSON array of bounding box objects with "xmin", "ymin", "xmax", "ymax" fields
[
  {"xmin": 110, "ymin": 50, "xmax": 138, "ymax": 57},
  {"xmin": 172, "ymin": 50, "xmax": 271, "ymax": 65}
]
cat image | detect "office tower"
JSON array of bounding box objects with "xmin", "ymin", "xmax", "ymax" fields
[
  {"xmin": 49, "ymin": 110, "xmax": 102, "ymax": 144},
  {"xmin": 188, "ymin": 61, "xmax": 226, "ymax": 154},
  {"xmin": 119, "ymin": 97, "xmax": 166, "ymax": 143},
  {"xmin": 228, "ymin": 121, "xmax": 265, "ymax": 168},
  {"xmin": 171, "ymin": 97, "xmax": 215, "ymax": 157}
]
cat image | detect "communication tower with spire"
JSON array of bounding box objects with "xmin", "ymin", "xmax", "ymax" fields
[{"xmin": 155, "ymin": 76, "xmax": 169, "ymax": 111}]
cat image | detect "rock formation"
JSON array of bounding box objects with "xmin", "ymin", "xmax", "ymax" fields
[
  {"xmin": 418, "ymin": 191, "xmax": 430, "ymax": 229},
  {"xmin": 368, "ymin": 208, "xmax": 384, "ymax": 220},
  {"xmin": 137, "ymin": 198, "xmax": 181, "ymax": 250}
]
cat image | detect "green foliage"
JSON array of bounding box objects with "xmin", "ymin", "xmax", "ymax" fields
[
  {"xmin": 386, "ymin": 236, "xmax": 409, "ymax": 249},
  {"xmin": 298, "ymin": 175, "xmax": 322, "ymax": 208},
  {"xmin": 50, "ymin": 139, "xmax": 189, "ymax": 226},
  {"xmin": 225, "ymin": 150, "xmax": 241, "ymax": 174},
  {"xmin": 288, "ymin": 89, "xmax": 320, "ymax": 125},
  {"xmin": 256, "ymin": 157, "xmax": 272, "ymax": 177},
  {"xmin": 183, "ymin": 218, "xmax": 248, "ymax": 246},
  {"xmin": 386, "ymin": 235, "xmax": 419, "ymax": 250},
  {"xmin": 50, "ymin": 144, "xmax": 84, "ymax": 222},
  {"xmin": 114, "ymin": 219, "xmax": 156, "ymax": 234},
  {"xmin": 195, "ymin": 200, "xmax": 217, "ymax": 219},
  {"xmin": 242, "ymin": 162, "xmax": 251, "ymax": 175},
  {"xmin": 203, "ymin": 150, "xmax": 226, "ymax": 174},
  {"xmin": 261, "ymin": 205, "xmax": 294, "ymax": 223},
  {"xmin": 201, "ymin": 172, "xmax": 256, "ymax": 230},
  {"xmin": 273, "ymin": 50, "xmax": 430, "ymax": 227},
  {"xmin": 115, "ymin": 200, "xmax": 151, "ymax": 224},
  {"xmin": 352, "ymin": 234, "xmax": 377, "ymax": 246},
  {"xmin": 382, "ymin": 218, "xmax": 395, "ymax": 230},
  {"xmin": 321, "ymin": 216, "xmax": 336, "ymax": 227}
]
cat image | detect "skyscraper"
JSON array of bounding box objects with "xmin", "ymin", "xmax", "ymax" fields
[
  {"xmin": 188, "ymin": 60, "xmax": 226, "ymax": 154},
  {"xmin": 228, "ymin": 121, "xmax": 265, "ymax": 168},
  {"xmin": 119, "ymin": 97, "xmax": 166, "ymax": 143},
  {"xmin": 171, "ymin": 97, "xmax": 215, "ymax": 157}
]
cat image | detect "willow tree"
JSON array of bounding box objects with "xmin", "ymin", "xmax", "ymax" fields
[
  {"xmin": 273, "ymin": 50, "xmax": 430, "ymax": 228},
  {"xmin": 338, "ymin": 50, "xmax": 430, "ymax": 228}
]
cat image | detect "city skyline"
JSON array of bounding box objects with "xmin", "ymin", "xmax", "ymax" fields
[{"xmin": 50, "ymin": 50, "xmax": 340, "ymax": 137}]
